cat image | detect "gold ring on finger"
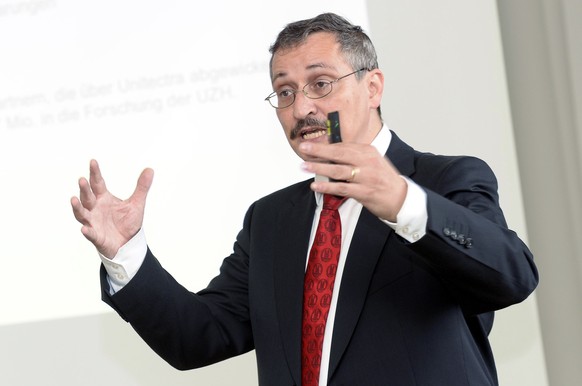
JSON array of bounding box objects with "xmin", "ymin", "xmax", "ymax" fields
[{"xmin": 349, "ymin": 167, "xmax": 360, "ymax": 182}]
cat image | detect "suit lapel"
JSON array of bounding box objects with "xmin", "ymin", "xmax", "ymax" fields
[
  {"xmin": 386, "ymin": 130, "xmax": 416, "ymax": 177},
  {"xmin": 273, "ymin": 182, "xmax": 316, "ymax": 385},
  {"xmin": 328, "ymin": 207, "xmax": 392, "ymax": 376},
  {"xmin": 328, "ymin": 130, "xmax": 417, "ymax": 378}
]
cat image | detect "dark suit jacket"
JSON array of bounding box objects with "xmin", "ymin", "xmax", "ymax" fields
[{"xmin": 102, "ymin": 131, "xmax": 538, "ymax": 385}]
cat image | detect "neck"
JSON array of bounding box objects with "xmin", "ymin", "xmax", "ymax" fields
[{"xmin": 362, "ymin": 114, "xmax": 383, "ymax": 145}]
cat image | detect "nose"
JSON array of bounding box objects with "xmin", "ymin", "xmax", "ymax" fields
[{"xmin": 292, "ymin": 91, "xmax": 317, "ymax": 120}]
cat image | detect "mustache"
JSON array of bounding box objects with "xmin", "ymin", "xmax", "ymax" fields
[{"xmin": 290, "ymin": 117, "xmax": 327, "ymax": 140}]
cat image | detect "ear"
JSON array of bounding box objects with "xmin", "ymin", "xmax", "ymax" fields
[{"xmin": 367, "ymin": 69, "xmax": 384, "ymax": 109}]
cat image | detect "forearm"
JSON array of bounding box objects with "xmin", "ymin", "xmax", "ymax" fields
[
  {"xmin": 101, "ymin": 248, "xmax": 253, "ymax": 369},
  {"xmin": 408, "ymin": 189, "xmax": 537, "ymax": 314}
]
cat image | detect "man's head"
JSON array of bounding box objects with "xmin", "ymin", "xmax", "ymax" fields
[{"xmin": 267, "ymin": 13, "xmax": 384, "ymax": 160}]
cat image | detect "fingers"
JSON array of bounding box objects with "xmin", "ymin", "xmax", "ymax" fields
[
  {"xmin": 299, "ymin": 142, "xmax": 366, "ymax": 165},
  {"xmin": 75, "ymin": 160, "xmax": 154, "ymax": 209},
  {"xmin": 77, "ymin": 159, "xmax": 104, "ymax": 210},
  {"xmin": 89, "ymin": 159, "xmax": 108, "ymax": 196},
  {"xmin": 299, "ymin": 142, "xmax": 383, "ymax": 184},
  {"xmin": 347, "ymin": 167, "xmax": 360, "ymax": 183},
  {"xmin": 70, "ymin": 195, "xmax": 90, "ymax": 224},
  {"xmin": 78, "ymin": 176, "xmax": 96, "ymax": 210},
  {"xmin": 299, "ymin": 141, "xmax": 407, "ymax": 220},
  {"xmin": 79, "ymin": 224, "xmax": 99, "ymax": 245},
  {"xmin": 70, "ymin": 196, "xmax": 99, "ymax": 244},
  {"xmin": 303, "ymin": 162, "xmax": 359, "ymax": 184}
]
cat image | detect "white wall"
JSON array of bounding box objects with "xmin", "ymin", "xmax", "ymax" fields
[
  {"xmin": 497, "ymin": 0, "xmax": 582, "ymax": 384},
  {"xmin": 0, "ymin": 0, "xmax": 551, "ymax": 384}
]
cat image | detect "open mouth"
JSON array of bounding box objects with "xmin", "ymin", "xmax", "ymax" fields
[
  {"xmin": 300, "ymin": 127, "xmax": 327, "ymax": 140},
  {"xmin": 290, "ymin": 117, "xmax": 328, "ymax": 140}
]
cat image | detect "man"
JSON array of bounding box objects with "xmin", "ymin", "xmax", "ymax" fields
[{"xmin": 71, "ymin": 13, "xmax": 538, "ymax": 386}]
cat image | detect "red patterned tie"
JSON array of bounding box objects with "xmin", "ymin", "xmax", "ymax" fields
[{"xmin": 302, "ymin": 194, "xmax": 346, "ymax": 386}]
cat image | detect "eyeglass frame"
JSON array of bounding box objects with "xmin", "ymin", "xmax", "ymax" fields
[{"xmin": 264, "ymin": 68, "xmax": 368, "ymax": 109}]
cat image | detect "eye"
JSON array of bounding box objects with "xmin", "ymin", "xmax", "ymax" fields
[
  {"xmin": 305, "ymin": 79, "xmax": 333, "ymax": 98},
  {"xmin": 311, "ymin": 80, "xmax": 331, "ymax": 90},
  {"xmin": 277, "ymin": 88, "xmax": 295, "ymax": 98}
]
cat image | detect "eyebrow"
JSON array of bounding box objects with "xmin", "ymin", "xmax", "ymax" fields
[{"xmin": 272, "ymin": 63, "xmax": 338, "ymax": 83}]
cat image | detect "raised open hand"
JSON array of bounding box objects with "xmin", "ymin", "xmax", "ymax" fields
[{"xmin": 71, "ymin": 159, "xmax": 154, "ymax": 258}]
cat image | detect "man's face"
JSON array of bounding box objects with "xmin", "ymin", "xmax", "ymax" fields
[{"xmin": 270, "ymin": 32, "xmax": 381, "ymax": 160}]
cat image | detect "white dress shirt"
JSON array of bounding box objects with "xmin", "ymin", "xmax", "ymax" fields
[
  {"xmin": 307, "ymin": 126, "xmax": 427, "ymax": 385},
  {"xmin": 99, "ymin": 124, "xmax": 428, "ymax": 385}
]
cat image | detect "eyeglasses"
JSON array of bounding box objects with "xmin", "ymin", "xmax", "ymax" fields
[{"xmin": 265, "ymin": 68, "xmax": 367, "ymax": 109}]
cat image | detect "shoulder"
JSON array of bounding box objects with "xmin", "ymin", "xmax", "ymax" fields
[
  {"xmin": 415, "ymin": 152, "xmax": 493, "ymax": 177},
  {"xmin": 243, "ymin": 178, "xmax": 314, "ymax": 218},
  {"xmin": 255, "ymin": 178, "xmax": 313, "ymax": 204},
  {"xmin": 411, "ymin": 151, "xmax": 499, "ymax": 195},
  {"xmin": 237, "ymin": 178, "xmax": 315, "ymax": 233}
]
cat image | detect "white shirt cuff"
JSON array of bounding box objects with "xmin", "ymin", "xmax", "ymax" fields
[
  {"xmin": 99, "ymin": 228, "xmax": 147, "ymax": 293},
  {"xmin": 382, "ymin": 177, "xmax": 428, "ymax": 243}
]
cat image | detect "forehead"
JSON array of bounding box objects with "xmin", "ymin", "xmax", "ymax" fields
[{"xmin": 271, "ymin": 32, "xmax": 347, "ymax": 82}]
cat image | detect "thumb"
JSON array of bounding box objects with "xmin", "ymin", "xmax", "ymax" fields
[{"xmin": 131, "ymin": 167, "xmax": 154, "ymax": 204}]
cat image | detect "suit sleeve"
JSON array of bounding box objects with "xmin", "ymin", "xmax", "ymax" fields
[
  {"xmin": 99, "ymin": 204, "xmax": 257, "ymax": 370},
  {"xmin": 407, "ymin": 155, "xmax": 538, "ymax": 315}
]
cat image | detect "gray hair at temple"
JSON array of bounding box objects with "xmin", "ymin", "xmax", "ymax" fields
[{"xmin": 269, "ymin": 12, "xmax": 381, "ymax": 116}]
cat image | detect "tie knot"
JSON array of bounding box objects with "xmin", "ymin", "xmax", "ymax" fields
[{"xmin": 323, "ymin": 194, "xmax": 346, "ymax": 211}]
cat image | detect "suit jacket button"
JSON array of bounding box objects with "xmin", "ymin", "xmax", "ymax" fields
[
  {"xmin": 465, "ymin": 238, "xmax": 473, "ymax": 248},
  {"xmin": 443, "ymin": 227, "xmax": 451, "ymax": 236},
  {"xmin": 450, "ymin": 230, "xmax": 458, "ymax": 240},
  {"xmin": 458, "ymin": 234, "xmax": 466, "ymax": 244}
]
